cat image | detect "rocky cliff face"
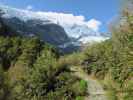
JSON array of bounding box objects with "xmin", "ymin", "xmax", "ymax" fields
[{"xmin": 2, "ymin": 17, "xmax": 70, "ymax": 46}]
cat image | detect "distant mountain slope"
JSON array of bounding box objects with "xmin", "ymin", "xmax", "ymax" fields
[
  {"xmin": 0, "ymin": 17, "xmax": 79, "ymax": 53},
  {"xmin": 2, "ymin": 17, "xmax": 70, "ymax": 46}
]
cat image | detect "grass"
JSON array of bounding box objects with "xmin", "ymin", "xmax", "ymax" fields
[{"xmin": 75, "ymin": 96, "xmax": 84, "ymax": 100}]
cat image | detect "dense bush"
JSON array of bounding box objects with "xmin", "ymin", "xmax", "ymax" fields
[
  {"xmin": 0, "ymin": 35, "xmax": 87, "ymax": 100},
  {"xmin": 81, "ymin": 2, "xmax": 133, "ymax": 99}
]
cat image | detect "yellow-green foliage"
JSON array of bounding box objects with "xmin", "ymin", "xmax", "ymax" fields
[
  {"xmin": 76, "ymin": 96, "xmax": 84, "ymax": 100},
  {"xmin": 0, "ymin": 36, "xmax": 87, "ymax": 100},
  {"xmin": 80, "ymin": 3, "xmax": 133, "ymax": 99}
]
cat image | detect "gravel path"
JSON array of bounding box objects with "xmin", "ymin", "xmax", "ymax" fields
[{"xmin": 71, "ymin": 66, "xmax": 108, "ymax": 100}]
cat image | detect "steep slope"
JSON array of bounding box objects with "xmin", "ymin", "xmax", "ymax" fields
[{"xmin": 2, "ymin": 17, "xmax": 70, "ymax": 46}]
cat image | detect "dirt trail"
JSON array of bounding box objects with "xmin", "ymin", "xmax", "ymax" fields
[{"xmin": 71, "ymin": 66, "xmax": 108, "ymax": 100}]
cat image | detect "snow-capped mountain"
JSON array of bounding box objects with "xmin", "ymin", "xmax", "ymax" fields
[
  {"xmin": 0, "ymin": 5, "xmax": 109, "ymax": 53},
  {"xmin": 0, "ymin": 5, "xmax": 109, "ymax": 42}
]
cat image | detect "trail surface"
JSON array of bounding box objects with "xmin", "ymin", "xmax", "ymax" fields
[{"xmin": 71, "ymin": 66, "xmax": 108, "ymax": 100}]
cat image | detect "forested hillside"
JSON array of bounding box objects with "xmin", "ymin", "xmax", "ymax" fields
[{"xmin": 0, "ymin": 35, "xmax": 88, "ymax": 100}]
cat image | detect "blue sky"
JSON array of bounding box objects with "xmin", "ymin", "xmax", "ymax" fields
[{"xmin": 0, "ymin": 0, "xmax": 120, "ymax": 32}]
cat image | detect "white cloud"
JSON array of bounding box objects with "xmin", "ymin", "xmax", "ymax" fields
[
  {"xmin": 79, "ymin": 36, "xmax": 109, "ymax": 44},
  {"xmin": 33, "ymin": 11, "xmax": 102, "ymax": 32},
  {"xmin": 87, "ymin": 19, "xmax": 102, "ymax": 31},
  {"xmin": 26, "ymin": 5, "xmax": 33, "ymax": 10}
]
